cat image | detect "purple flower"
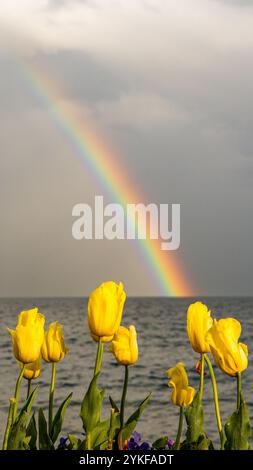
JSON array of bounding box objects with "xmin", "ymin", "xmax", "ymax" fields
[
  {"xmin": 128, "ymin": 438, "xmax": 139, "ymax": 450},
  {"xmin": 140, "ymin": 442, "xmax": 150, "ymax": 450},
  {"xmin": 166, "ymin": 439, "xmax": 175, "ymax": 449},
  {"xmin": 59, "ymin": 437, "xmax": 68, "ymax": 449},
  {"xmin": 128, "ymin": 431, "xmax": 150, "ymax": 450},
  {"xmin": 132, "ymin": 431, "xmax": 141, "ymax": 444}
]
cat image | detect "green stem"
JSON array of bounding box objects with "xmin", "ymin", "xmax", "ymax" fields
[
  {"xmin": 93, "ymin": 338, "xmax": 104, "ymax": 376},
  {"xmin": 12, "ymin": 365, "xmax": 25, "ymax": 423},
  {"xmin": 84, "ymin": 432, "xmax": 92, "ymax": 450},
  {"xmin": 84, "ymin": 339, "xmax": 104, "ymax": 450},
  {"xmin": 237, "ymin": 372, "xmax": 242, "ymax": 410},
  {"xmin": 27, "ymin": 379, "xmax": 32, "ymax": 400},
  {"xmin": 2, "ymin": 398, "xmax": 16, "ymax": 450},
  {"xmin": 107, "ymin": 408, "xmax": 117, "ymax": 450},
  {"xmin": 174, "ymin": 406, "xmax": 184, "ymax": 450},
  {"xmin": 49, "ymin": 362, "xmax": 56, "ymax": 434},
  {"xmin": 199, "ymin": 353, "xmax": 205, "ymax": 401},
  {"xmin": 120, "ymin": 365, "xmax": 129, "ymax": 430},
  {"xmin": 205, "ymin": 354, "xmax": 224, "ymax": 449}
]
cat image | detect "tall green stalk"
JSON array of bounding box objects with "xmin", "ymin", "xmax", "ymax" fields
[
  {"xmin": 204, "ymin": 354, "xmax": 224, "ymax": 449},
  {"xmin": 120, "ymin": 365, "xmax": 129, "ymax": 430},
  {"xmin": 85, "ymin": 433, "xmax": 92, "ymax": 450},
  {"xmin": 93, "ymin": 338, "xmax": 104, "ymax": 376},
  {"xmin": 49, "ymin": 362, "xmax": 56, "ymax": 434},
  {"xmin": 12, "ymin": 365, "xmax": 25, "ymax": 424},
  {"xmin": 199, "ymin": 353, "xmax": 205, "ymax": 401},
  {"xmin": 174, "ymin": 407, "xmax": 184, "ymax": 450},
  {"xmin": 2, "ymin": 398, "xmax": 16, "ymax": 450},
  {"xmin": 27, "ymin": 379, "xmax": 32, "ymax": 400},
  {"xmin": 237, "ymin": 372, "xmax": 242, "ymax": 410},
  {"xmin": 84, "ymin": 339, "xmax": 105, "ymax": 450}
]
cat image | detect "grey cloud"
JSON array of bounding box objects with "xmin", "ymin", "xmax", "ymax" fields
[
  {"xmin": 0, "ymin": 1, "xmax": 253, "ymax": 295},
  {"xmin": 33, "ymin": 50, "xmax": 131, "ymax": 103}
]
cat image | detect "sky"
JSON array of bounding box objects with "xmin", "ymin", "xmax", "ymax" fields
[{"xmin": 0, "ymin": 0, "xmax": 253, "ymax": 297}]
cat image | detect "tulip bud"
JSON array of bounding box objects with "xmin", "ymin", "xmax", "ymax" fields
[
  {"xmin": 8, "ymin": 308, "xmax": 45, "ymax": 364},
  {"xmin": 109, "ymin": 325, "xmax": 138, "ymax": 366},
  {"xmin": 206, "ymin": 318, "xmax": 248, "ymax": 377},
  {"xmin": 21, "ymin": 357, "xmax": 41, "ymax": 381},
  {"xmin": 167, "ymin": 362, "xmax": 195, "ymax": 407},
  {"xmin": 187, "ymin": 301, "xmax": 213, "ymax": 353},
  {"xmin": 42, "ymin": 321, "xmax": 68, "ymax": 363},
  {"xmin": 88, "ymin": 281, "xmax": 126, "ymax": 342}
]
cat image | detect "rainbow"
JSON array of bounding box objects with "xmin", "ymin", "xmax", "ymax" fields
[{"xmin": 18, "ymin": 60, "xmax": 193, "ymax": 296}]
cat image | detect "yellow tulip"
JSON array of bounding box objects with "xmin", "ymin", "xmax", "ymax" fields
[
  {"xmin": 187, "ymin": 301, "xmax": 213, "ymax": 353},
  {"xmin": 42, "ymin": 321, "xmax": 68, "ymax": 363},
  {"xmin": 167, "ymin": 362, "xmax": 195, "ymax": 407},
  {"xmin": 88, "ymin": 281, "xmax": 126, "ymax": 342},
  {"xmin": 21, "ymin": 357, "xmax": 41, "ymax": 380},
  {"xmin": 206, "ymin": 318, "xmax": 248, "ymax": 377},
  {"xmin": 8, "ymin": 308, "xmax": 45, "ymax": 364},
  {"xmin": 109, "ymin": 325, "xmax": 138, "ymax": 366}
]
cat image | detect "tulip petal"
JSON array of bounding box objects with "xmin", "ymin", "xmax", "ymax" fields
[{"xmin": 206, "ymin": 318, "xmax": 248, "ymax": 376}]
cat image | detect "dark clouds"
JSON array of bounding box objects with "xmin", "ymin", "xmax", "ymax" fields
[{"xmin": 0, "ymin": 0, "xmax": 253, "ymax": 296}]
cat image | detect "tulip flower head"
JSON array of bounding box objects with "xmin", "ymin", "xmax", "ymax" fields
[
  {"xmin": 167, "ymin": 362, "xmax": 195, "ymax": 407},
  {"xmin": 21, "ymin": 357, "xmax": 42, "ymax": 381},
  {"xmin": 8, "ymin": 308, "xmax": 45, "ymax": 364},
  {"xmin": 109, "ymin": 325, "xmax": 138, "ymax": 366},
  {"xmin": 187, "ymin": 301, "xmax": 213, "ymax": 353},
  {"xmin": 88, "ymin": 281, "xmax": 126, "ymax": 342},
  {"xmin": 42, "ymin": 321, "xmax": 68, "ymax": 363},
  {"xmin": 206, "ymin": 318, "xmax": 248, "ymax": 377}
]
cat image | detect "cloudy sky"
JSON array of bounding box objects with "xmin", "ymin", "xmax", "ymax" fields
[{"xmin": 0, "ymin": 0, "xmax": 253, "ymax": 296}]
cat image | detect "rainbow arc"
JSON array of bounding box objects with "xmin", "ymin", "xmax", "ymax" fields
[{"xmin": 19, "ymin": 61, "xmax": 193, "ymax": 296}]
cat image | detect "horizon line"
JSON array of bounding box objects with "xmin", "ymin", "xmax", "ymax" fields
[{"xmin": 0, "ymin": 294, "xmax": 253, "ymax": 299}]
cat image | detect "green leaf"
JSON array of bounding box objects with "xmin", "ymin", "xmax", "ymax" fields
[
  {"xmin": 120, "ymin": 393, "xmax": 151, "ymax": 443},
  {"xmin": 109, "ymin": 396, "xmax": 119, "ymax": 413},
  {"xmin": 91, "ymin": 412, "xmax": 120, "ymax": 450},
  {"xmin": 50, "ymin": 392, "xmax": 72, "ymax": 444},
  {"xmin": 185, "ymin": 391, "xmax": 205, "ymax": 444},
  {"xmin": 26, "ymin": 413, "xmax": 37, "ymax": 450},
  {"xmin": 67, "ymin": 434, "xmax": 82, "ymax": 450},
  {"xmin": 23, "ymin": 436, "xmax": 31, "ymax": 450},
  {"xmin": 7, "ymin": 387, "xmax": 38, "ymax": 450},
  {"xmin": 80, "ymin": 373, "xmax": 104, "ymax": 434},
  {"xmin": 38, "ymin": 408, "xmax": 54, "ymax": 450},
  {"xmin": 225, "ymin": 392, "xmax": 251, "ymax": 450},
  {"xmin": 91, "ymin": 419, "xmax": 110, "ymax": 449},
  {"xmin": 180, "ymin": 434, "xmax": 214, "ymax": 450},
  {"xmin": 107, "ymin": 408, "xmax": 120, "ymax": 450},
  {"xmin": 196, "ymin": 435, "xmax": 214, "ymax": 450},
  {"xmin": 152, "ymin": 436, "xmax": 168, "ymax": 450},
  {"xmin": 77, "ymin": 440, "xmax": 86, "ymax": 450}
]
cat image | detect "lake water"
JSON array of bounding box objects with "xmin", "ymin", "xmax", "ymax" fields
[{"xmin": 0, "ymin": 297, "xmax": 252, "ymax": 448}]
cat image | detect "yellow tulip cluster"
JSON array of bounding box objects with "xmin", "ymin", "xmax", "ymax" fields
[
  {"xmin": 167, "ymin": 300, "xmax": 249, "ymax": 450},
  {"xmin": 2, "ymin": 282, "xmax": 250, "ymax": 451},
  {"xmin": 4, "ymin": 308, "xmax": 69, "ymax": 450},
  {"xmin": 8, "ymin": 308, "xmax": 68, "ymax": 376},
  {"xmin": 3, "ymin": 280, "xmax": 141, "ymax": 452},
  {"xmin": 187, "ymin": 301, "xmax": 248, "ymax": 376}
]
